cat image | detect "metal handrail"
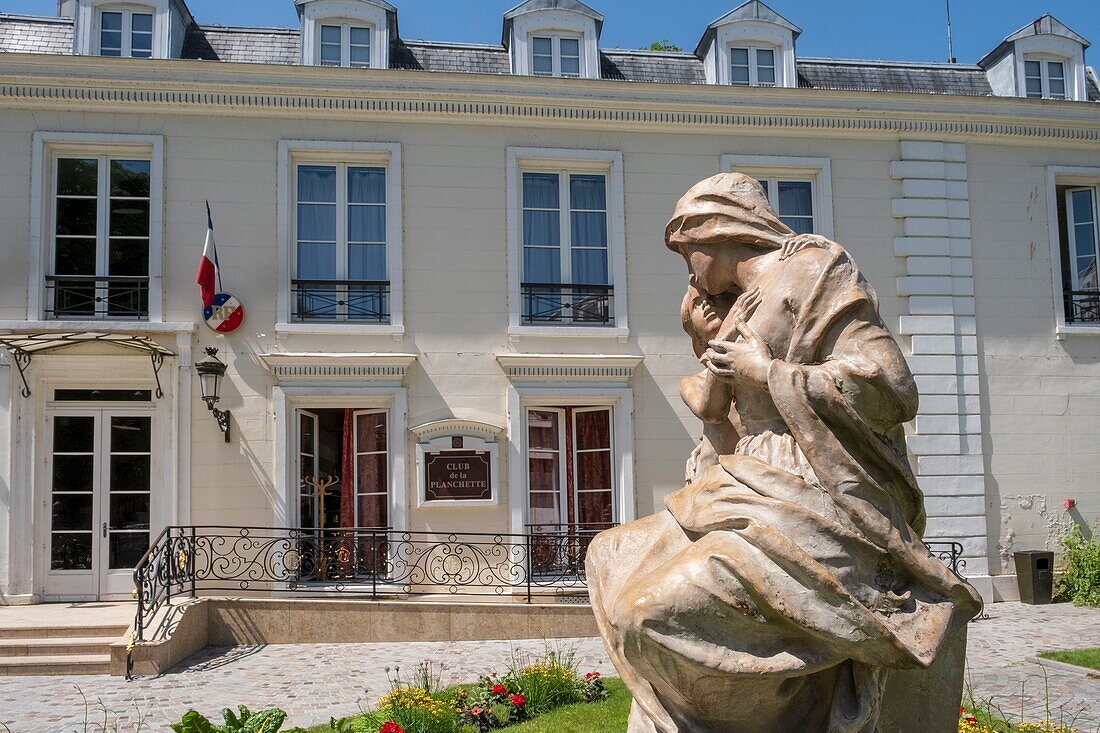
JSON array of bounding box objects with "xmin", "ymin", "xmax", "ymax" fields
[
  {"xmin": 1064, "ymin": 289, "xmax": 1100, "ymax": 324},
  {"xmin": 131, "ymin": 524, "xmax": 618, "ymax": 643},
  {"xmin": 924, "ymin": 540, "xmax": 967, "ymax": 578},
  {"xmin": 520, "ymin": 282, "xmax": 614, "ymax": 325},
  {"xmin": 291, "ymin": 279, "xmax": 390, "ymax": 323},
  {"xmin": 44, "ymin": 274, "xmax": 150, "ymax": 320}
]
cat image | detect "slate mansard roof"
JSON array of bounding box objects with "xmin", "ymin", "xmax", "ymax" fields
[{"xmin": 2, "ymin": 12, "xmax": 1098, "ymax": 101}]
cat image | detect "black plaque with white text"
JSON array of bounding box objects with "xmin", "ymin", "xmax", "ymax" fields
[{"xmin": 424, "ymin": 450, "xmax": 492, "ymax": 501}]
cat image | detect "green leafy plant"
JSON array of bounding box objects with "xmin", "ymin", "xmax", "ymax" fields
[
  {"xmin": 1056, "ymin": 525, "xmax": 1100, "ymax": 607},
  {"xmin": 170, "ymin": 706, "xmax": 307, "ymax": 733}
]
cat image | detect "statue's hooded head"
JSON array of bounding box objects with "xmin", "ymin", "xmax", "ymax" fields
[{"xmin": 665, "ymin": 172, "xmax": 792, "ymax": 252}]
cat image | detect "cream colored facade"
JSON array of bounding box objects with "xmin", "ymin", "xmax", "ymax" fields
[{"xmin": 0, "ymin": 29, "xmax": 1099, "ymax": 604}]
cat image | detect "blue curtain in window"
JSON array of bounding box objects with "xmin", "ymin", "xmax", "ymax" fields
[
  {"xmin": 570, "ymin": 175, "xmax": 608, "ymax": 285},
  {"xmin": 523, "ymin": 173, "xmax": 561, "ymax": 283}
]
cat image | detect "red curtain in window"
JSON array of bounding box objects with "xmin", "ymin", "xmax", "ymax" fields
[{"xmin": 340, "ymin": 408, "xmax": 355, "ymax": 528}]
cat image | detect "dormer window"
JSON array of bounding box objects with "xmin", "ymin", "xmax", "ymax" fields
[
  {"xmin": 319, "ymin": 23, "xmax": 372, "ymax": 68},
  {"xmin": 730, "ymin": 45, "xmax": 776, "ymax": 86},
  {"xmin": 296, "ymin": 0, "xmax": 396, "ymax": 71},
  {"xmin": 97, "ymin": 8, "xmax": 153, "ymax": 58},
  {"xmin": 1024, "ymin": 56, "xmax": 1067, "ymax": 99},
  {"xmin": 531, "ymin": 35, "xmax": 582, "ymax": 77},
  {"xmin": 696, "ymin": 1, "xmax": 801, "ymax": 88},
  {"xmin": 502, "ymin": 0, "xmax": 604, "ymax": 81},
  {"xmin": 979, "ymin": 14, "xmax": 1090, "ymax": 102}
]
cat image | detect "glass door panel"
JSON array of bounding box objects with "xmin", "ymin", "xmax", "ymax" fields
[
  {"xmin": 49, "ymin": 416, "xmax": 97, "ymax": 587},
  {"xmin": 99, "ymin": 412, "xmax": 153, "ymax": 598}
]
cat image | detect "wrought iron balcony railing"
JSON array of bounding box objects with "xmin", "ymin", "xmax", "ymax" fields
[
  {"xmin": 1065, "ymin": 289, "xmax": 1100, "ymax": 324},
  {"xmin": 130, "ymin": 526, "xmax": 970, "ymax": 644},
  {"xmin": 291, "ymin": 279, "xmax": 390, "ymax": 323},
  {"xmin": 521, "ymin": 282, "xmax": 614, "ymax": 326},
  {"xmin": 132, "ymin": 524, "xmax": 618, "ymax": 642},
  {"xmin": 44, "ymin": 275, "xmax": 150, "ymax": 320}
]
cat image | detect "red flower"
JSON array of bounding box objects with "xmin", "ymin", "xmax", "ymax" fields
[
  {"xmin": 380, "ymin": 723, "xmax": 405, "ymax": 733},
  {"xmin": 491, "ymin": 684, "xmax": 506, "ymax": 696},
  {"xmin": 585, "ymin": 671, "xmax": 601, "ymax": 680},
  {"xmin": 511, "ymin": 695, "xmax": 526, "ymax": 707},
  {"xmin": 960, "ymin": 706, "xmax": 967, "ymax": 714}
]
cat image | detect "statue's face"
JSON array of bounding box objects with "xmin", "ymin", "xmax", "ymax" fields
[{"xmin": 680, "ymin": 243, "xmax": 737, "ymax": 296}]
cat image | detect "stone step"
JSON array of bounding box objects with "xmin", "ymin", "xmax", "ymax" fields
[
  {"xmin": 0, "ymin": 654, "xmax": 111, "ymax": 676},
  {"xmin": 0, "ymin": 637, "xmax": 115, "ymax": 657},
  {"xmin": 0, "ymin": 624, "xmax": 129, "ymax": 640}
]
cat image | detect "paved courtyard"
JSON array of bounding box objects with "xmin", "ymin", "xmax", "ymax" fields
[{"xmin": 1, "ymin": 602, "xmax": 1099, "ymax": 731}]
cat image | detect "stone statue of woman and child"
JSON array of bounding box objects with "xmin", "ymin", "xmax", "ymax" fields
[{"xmin": 587, "ymin": 173, "xmax": 982, "ymax": 733}]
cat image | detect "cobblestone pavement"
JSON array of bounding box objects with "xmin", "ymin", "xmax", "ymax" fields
[{"xmin": 1, "ymin": 602, "xmax": 1099, "ymax": 732}]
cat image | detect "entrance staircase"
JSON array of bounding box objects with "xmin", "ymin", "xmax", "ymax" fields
[{"xmin": 0, "ymin": 603, "xmax": 131, "ymax": 676}]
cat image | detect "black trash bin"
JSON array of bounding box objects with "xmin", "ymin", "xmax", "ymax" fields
[{"xmin": 1014, "ymin": 550, "xmax": 1054, "ymax": 604}]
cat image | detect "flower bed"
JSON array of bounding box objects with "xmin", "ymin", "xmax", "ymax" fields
[
  {"xmin": 169, "ymin": 649, "xmax": 609, "ymax": 733},
  {"xmin": 959, "ymin": 704, "xmax": 1084, "ymax": 733}
]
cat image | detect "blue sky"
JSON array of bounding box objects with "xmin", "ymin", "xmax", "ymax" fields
[{"xmin": 6, "ymin": 1, "xmax": 1098, "ymax": 64}]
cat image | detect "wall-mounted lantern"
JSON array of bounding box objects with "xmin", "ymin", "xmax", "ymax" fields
[{"xmin": 195, "ymin": 347, "xmax": 231, "ymax": 442}]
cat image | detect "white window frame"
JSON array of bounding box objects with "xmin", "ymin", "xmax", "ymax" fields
[
  {"xmin": 729, "ymin": 44, "xmax": 777, "ymax": 87},
  {"xmin": 506, "ymin": 147, "xmax": 627, "ymax": 340},
  {"xmin": 298, "ymin": 1, "xmax": 390, "ymax": 70},
  {"xmin": 506, "ymin": 385, "xmax": 635, "ymax": 537},
  {"xmin": 29, "ymin": 133, "xmax": 164, "ymax": 324},
  {"xmin": 1066, "ymin": 186, "xmax": 1099, "ymax": 290},
  {"xmin": 1046, "ymin": 167, "xmax": 1100, "ymax": 337},
  {"xmin": 720, "ymin": 155, "xmax": 834, "ymax": 239},
  {"xmin": 316, "ymin": 22, "xmax": 374, "ymax": 69},
  {"xmin": 1023, "ymin": 55, "xmax": 1068, "ymax": 100},
  {"xmin": 277, "ymin": 141, "xmax": 403, "ymax": 337},
  {"xmin": 273, "ymin": 386, "xmax": 407, "ymax": 533},
  {"xmin": 529, "ymin": 33, "xmax": 583, "ymax": 78},
  {"xmin": 95, "ymin": 7, "xmax": 155, "ymax": 58}
]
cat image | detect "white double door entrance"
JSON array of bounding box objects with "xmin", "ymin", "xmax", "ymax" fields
[{"xmin": 43, "ymin": 401, "xmax": 156, "ymax": 601}]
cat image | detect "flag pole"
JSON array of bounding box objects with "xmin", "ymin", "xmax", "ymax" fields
[{"xmin": 206, "ymin": 200, "xmax": 224, "ymax": 292}]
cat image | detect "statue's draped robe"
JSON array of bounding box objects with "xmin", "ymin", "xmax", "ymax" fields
[{"xmin": 587, "ymin": 245, "xmax": 982, "ymax": 733}]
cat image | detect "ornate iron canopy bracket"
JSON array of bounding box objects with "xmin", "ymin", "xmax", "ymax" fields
[{"xmin": 0, "ymin": 332, "xmax": 175, "ymax": 398}]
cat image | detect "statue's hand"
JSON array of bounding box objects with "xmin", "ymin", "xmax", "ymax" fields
[
  {"xmin": 704, "ymin": 320, "xmax": 773, "ymax": 387},
  {"xmin": 780, "ymin": 233, "xmax": 832, "ymax": 260}
]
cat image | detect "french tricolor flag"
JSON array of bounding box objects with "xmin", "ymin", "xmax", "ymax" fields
[{"xmin": 195, "ymin": 201, "xmax": 220, "ymax": 308}]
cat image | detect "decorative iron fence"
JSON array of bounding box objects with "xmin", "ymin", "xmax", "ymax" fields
[
  {"xmin": 1065, "ymin": 289, "xmax": 1100, "ymax": 324},
  {"xmin": 44, "ymin": 275, "xmax": 150, "ymax": 320},
  {"xmin": 132, "ymin": 524, "xmax": 616, "ymax": 642},
  {"xmin": 291, "ymin": 279, "xmax": 390, "ymax": 323},
  {"xmin": 133, "ymin": 527, "xmax": 971, "ymax": 642},
  {"xmin": 521, "ymin": 283, "xmax": 613, "ymax": 325},
  {"xmin": 925, "ymin": 540, "xmax": 966, "ymax": 577}
]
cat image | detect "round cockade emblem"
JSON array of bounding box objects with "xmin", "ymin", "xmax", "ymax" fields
[{"xmin": 202, "ymin": 293, "xmax": 245, "ymax": 333}]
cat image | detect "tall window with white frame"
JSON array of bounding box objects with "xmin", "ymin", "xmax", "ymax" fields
[
  {"xmin": 526, "ymin": 407, "xmax": 615, "ymax": 577},
  {"xmin": 521, "ymin": 170, "xmax": 611, "ymax": 325},
  {"xmin": 293, "ymin": 163, "xmax": 389, "ymax": 323},
  {"xmin": 98, "ymin": 9, "xmax": 153, "ymax": 58},
  {"xmin": 319, "ymin": 24, "xmax": 371, "ymax": 68},
  {"xmin": 49, "ymin": 156, "xmax": 151, "ymax": 320},
  {"xmin": 756, "ymin": 177, "xmax": 814, "ymax": 234},
  {"xmin": 1060, "ymin": 184, "xmax": 1100, "ymax": 324},
  {"xmin": 531, "ymin": 35, "xmax": 581, "ymax": 77},
  {"xmin": 730, "ymin": 46, "xmax": 776, "ymax": 87},
  {"xmin": 1024, "ymin": 57, "xmax": 1067, "ymax": 100}
]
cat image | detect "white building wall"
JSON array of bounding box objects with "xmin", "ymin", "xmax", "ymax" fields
[{"xmin": 1, "ymin": 62, "xmax": 1099, "ymax": 599}]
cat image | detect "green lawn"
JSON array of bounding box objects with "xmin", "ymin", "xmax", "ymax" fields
[
  {"xmin": 502, "ymin": 679, "xmax": 630, "ymax": 733},
  {"xmin": 306, "ymin": 679, "xmax": 631, "ymax": 733},
  {"xmin": 1038, "ymin": 648, "xmax": 1100, "ymax": 671}
]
